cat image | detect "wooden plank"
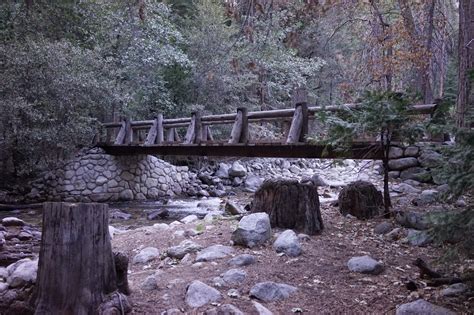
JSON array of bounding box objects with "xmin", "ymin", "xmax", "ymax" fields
[
  {"xmin": 174, "ymin": 128, "xmax": 181, "ymax": 142},
  {"xmin": 144, "ymin": 118, "xmax": 158, "ymax": 145}
]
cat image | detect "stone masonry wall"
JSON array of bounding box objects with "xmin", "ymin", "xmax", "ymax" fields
[
  {"xmin": 387, "ymin": 144, "xmax": 445, "ymax": 184},
  {"xmin": 28, "ymin": 148, "xmax": 192, "ymax": 202}
]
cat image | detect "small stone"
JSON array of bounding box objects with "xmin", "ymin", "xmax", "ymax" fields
[
  {"xmin": 441, "ymin": 283, "xmax": 468, "ymax": 297},
  {"xmin": 273, "ymin": 230, "xmax": 302, "ymax": 257},
  {"xmin": 180, "ymin": 215, "xmax": 199, "ymax": 224},
  {"xmin": 250, "ymin": 281, "xmax": 297, "ymax": 302},
  {"xmin": 228, "ymin": 254, "xmax": 257, "ymax": 267},
  {"xmin": 225, "ymin": 201, "xmax": 245, "ymax": 215},
  {"xmin": 412, "ymin": 190, "xmax": 439, "ymax": 206},
  {"xmin": 253, "ymin": 301, "xmax": 274, "ymax": 315},
  {"xmin": 132, "ymin": 247, "xmax": 160, "ymax": 264},
  {"xmin": 374, "ymin": 222, "xmax": 393, "ymax": 235},
  {"xmin": 221, "ymin": 269, "xmax": 247, "ymax": 286},
  {"xmin": 395, "ymin": 211, "xmax": 430, "ymax": 230},
  {"xmin": 167, "ymin": 240, "xmax": 203, "ymax": 259},
  {"xmin": 347, "ymin": 255, "xmax": 384, "ymax": 275},
  {"xmin": 244, "ymin": 175, "xmax": 264, "ymax": 192},
  {"xmin": 195, "ymin": 245, "xmax": 234, "ymax": 262},
  {"xmin": 141, "ymin": 275, "xmax": 158, "ymax": 291},
  {"xmin": 185, "ymin": 280, "xmax": 222, "ymax": 308},
  {"xmin": 396, "ymin": 299, "xmax": 455, "ymax": 315},
  {"xmin": 227, "ymin": 289, "xmax": 241, "ymax": 298}
]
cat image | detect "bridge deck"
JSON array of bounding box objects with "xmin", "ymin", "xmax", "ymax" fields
[{"xmin": 99, "ymin": 142, "xmax": 384, "ymax": 159}]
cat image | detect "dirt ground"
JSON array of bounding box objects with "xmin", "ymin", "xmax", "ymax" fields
[{"xmin": 111, "ymin": 193, "xmax": 474, "ymax": 315}]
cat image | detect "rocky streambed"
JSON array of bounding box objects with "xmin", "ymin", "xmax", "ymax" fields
[{"xmin": 0, "ymin": 154, "xmax": 471, "ymax": 314}]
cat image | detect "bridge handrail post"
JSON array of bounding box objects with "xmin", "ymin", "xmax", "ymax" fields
[
  {"xmin": 184, "ymin": 112, "xmax": 201, "ymax": 144},
  {"xmin": 144, "ymin": 113, "xmax": 164, "ymax": 146},
  {"xmin": 114, "ymin": 117, "xmax": 132, "ymax": 145},
  {"xmin": 229, "ymin": 107, "xmax": 248, "ymax": 144},
  {"xmin": 286, "ymin": 89, "xmax": 308, "ymax": 144}
]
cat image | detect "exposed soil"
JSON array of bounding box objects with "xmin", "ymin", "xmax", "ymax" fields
[{"xmin": 111, "ymin": 192, "xmax": 474, "ymax": 314}]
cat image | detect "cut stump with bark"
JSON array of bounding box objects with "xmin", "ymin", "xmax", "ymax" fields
[
  {"xmin": 34, "ymin": 202, "xmax": 130, "ymax": 315},
  {"xmin": 338, "ymin": 181, "xmax": 383, "ymax": 219},
  {"xmin": 250, "ymin": 179, "xmax": 323, "ymax": 235}
]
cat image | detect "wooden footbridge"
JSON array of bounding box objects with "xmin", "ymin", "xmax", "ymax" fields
[{"xmin": 98, "ymin": 100, "xmax": 438, "ymax": 159}]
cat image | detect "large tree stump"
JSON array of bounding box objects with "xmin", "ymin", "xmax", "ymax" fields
[
  {"xmin": 338, "ymin": 181, "xmax": 383, "ymax": 219},
  {"xmin": 35, "ymin": 202, "xmax": 130, "ymax": 315},
  {"xmin": 250, "ymin": 179, "xmax": 323, "ymax": 235}
]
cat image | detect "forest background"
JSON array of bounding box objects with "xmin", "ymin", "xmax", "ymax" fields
[{"xmin": 0, "ymin": 0, "xmax": 470, "ymax": 181}]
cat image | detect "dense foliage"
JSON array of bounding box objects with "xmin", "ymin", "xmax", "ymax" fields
[{"xmin": 0, "ymin": 0, "xmax": 466, "ymax": 183}]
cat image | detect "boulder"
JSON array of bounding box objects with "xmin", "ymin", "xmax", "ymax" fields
[
  {"xmin": 231, "ymin": 213, "xmax": 271, "ymax": 248},
  {"xmin": 185, "ymin": 280, "xmax": 222, "ymax": 308},
  {"xmin": 388, "ymin": 157, "xmax": 419, "ymax": 171},
  {"xmin": 400, "ymin": 167, "xmax": 432, "ymax": 183},
  {"xmin": 228, "ymin": 162, "xmax": 247, "ymax": 178},
  {"xmin": 167, "ymin": 240, "xmax": 203, "ymax": 259},
  {"xmin": 253, "ymin": 301, "xmax": 274, "ymax": 315},
  {"xmin": 2, "ymin": 217, "xmax": 25, "ymax": 227},
  {"xmin": 407, "ymin": 229, "xmax": 431, "ymax": 246},
  {"xmin": 141, "ymin": 275, "xmax": 158, "ymax": 291},
  {"xmin": 215, "ymin": 163, "xmax": 230, "ymax": 179},
  {"xmin": 412, "ymin": 190, "xmax": 439, "ymax": 206},
  {"xmin": 250, "ymin": 281, "xmax": 297, "ymax": 302},
  {"xmin": 195, "ymin": 245, "xmax": 234, "ymax": 262},
  {"xmin": 395, "ymin": 211, "xmax": 430, "ymax": 230},
  {"xmin": 347, "ymin": 255, "xmax": 384, "ymax": 275},
  {"xmin": 392, "ymin": 183, "xmax": 421, "ymax": 194},
  {"xmin": 109, "ymin": 209, "xmax": 132, "ymax": 220},
  {"xmin": 132, "ymin": 247, "xmax": 160, "ymax": 264},
  {"xmin": 441, "ymin": 283, "xmax": 468, "ymax": 297},
  {"xmin": 244, "ymin": 175, "xmax": 264, "ymax": 192},
  {"xmin": 7, "ymin": 258, "xmax": 38, "ymax": 288},
  {"xmin": 338, "ymin": 181, "xmax": 383, "ymax": 220},
  {"xmin": 418, "ymin": 150, "xmax": 444, "ymax": 168},
  {"xmin": 228, "ymin": 254, "xmax": 257, "ymax": 267},
  {"xmin": 273, "ymin": 230, "xmax": 302, "ymax": 257},
  {"xmin": 396, "ymin": 299, "xmax": 455, "ymax": 315},
  {"xmin": 180, "ymin": 215, "xmax": 199, "ymax": 224},
  {"xmin": 389, "ymin": 147, "xmax": 404, "ymax": 159},
  {"xmin": 221, "ymin": 269, "xmax": 247, "ymax": 286},
  {"xmin": 404, "ymin": 146, "xmax": 420, "ymax": 157},
  {"xmin": 374, "ymin": 222, "xmax": 393, "ymax": 235},
  {"xmin": 225, "ymin": 201, "xmax": 245, "ymax": 215},
  {"xmin": 205, "ymin": 304, "xmax": 243, "ymax": 315}
]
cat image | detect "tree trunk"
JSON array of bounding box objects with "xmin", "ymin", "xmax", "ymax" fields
[
  {"xmin": 250, "ymin": 179, "xmax": 323, "ymax": 235},
  {"xmin": 457, "ymin": 0, "xmax": 474, "ymax": 128},
  {"xmin": 35, "ymin": 202, "xmax": 129, "ymax": 315},
  {"xmin": 338, "ymin": 181, "xmax": 384, "ymax": 220}
]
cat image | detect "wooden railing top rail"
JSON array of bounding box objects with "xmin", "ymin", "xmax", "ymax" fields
[{"xmin": 102, "ymin": 103, "xmax": 437, "ymax": 128}]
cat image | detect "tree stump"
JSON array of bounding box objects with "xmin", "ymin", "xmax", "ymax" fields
[
  {"xmin": 338, "ymin": 181, "xmax": 383, "ymax": 219},
  {"xmin": 250, "ymin": 179, "xmax": 323, "ymax": 235},
  {"xmin": 35, "ymin": 202, "xmax": 130, "ymax": 315}
]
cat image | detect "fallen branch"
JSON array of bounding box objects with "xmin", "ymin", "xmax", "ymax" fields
[{"xmin": 413, "ymin": 258, "xmax": 443, "ymax": 278}]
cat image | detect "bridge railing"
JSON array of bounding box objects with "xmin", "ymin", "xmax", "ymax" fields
[{"xmin": 100, "ymin": 102, "xmax": 439, "ymax": 147}]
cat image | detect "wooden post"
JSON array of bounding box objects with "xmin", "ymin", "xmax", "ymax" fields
[
  {"xmin": 229, "ymin": 107, "xmax": 248, "ymax": 144},
  {"xmin": 286, "ymin": 89, "xmax": 308, "ymax": 143},
  {"xmin": 194, "ymin": 111, "xmax": 202, "ymax": 144},
  {"xmin": 145, "ymin": 114, "xmax": 164, "ymax": 145},
  {"xmin": 166, "ymin": 128, "xmax": 175, "ymax": 142},
  {"xmin": 114, "ymin": 117, "xmax": 132, "ymax": 145},
  {"xmin": 202, "ymin": 125, "xmax": 208, "ymax": 142},
  {"xmin": 35, "ymin": 202, "xmax": 130, "ymax": 315},
  {"xmin": 185, "ymin": 112, "xmax": 201, "ymax": 144}
]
